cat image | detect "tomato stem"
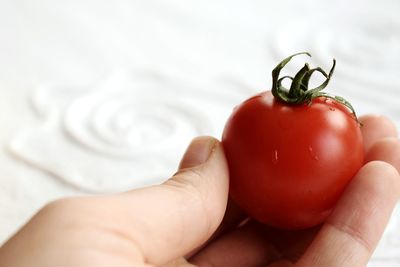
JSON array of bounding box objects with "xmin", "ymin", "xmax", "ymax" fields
[{"xmin": 271, "ymin": 52, "xmax": 361, "ymax": 124}]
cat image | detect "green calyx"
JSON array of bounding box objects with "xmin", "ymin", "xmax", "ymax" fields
[{"xmin": 271, "ymin": 52, "xmax": 360, "ymax": 124}]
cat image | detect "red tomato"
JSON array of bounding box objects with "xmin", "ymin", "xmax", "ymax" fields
[{"xmin": 222, "ymin": 53, "xmax": 364, "ymax": 229}]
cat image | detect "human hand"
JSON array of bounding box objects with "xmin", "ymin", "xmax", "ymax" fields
[
  {"xmin": 0, "ymin": 115, "xmax": 399, "ymax": 267},
  {"xmin": 190, "ymin": 114, "xmax": 400, "ymax": 267}
]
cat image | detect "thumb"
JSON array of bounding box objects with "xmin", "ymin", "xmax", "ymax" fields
[
  {"xmin": 117, "ymin": 136, "xmax": 230, "ymax": 266},
  {"xmin": 0, "ymin": 137, "xmax": 229, "ymax": 267}
]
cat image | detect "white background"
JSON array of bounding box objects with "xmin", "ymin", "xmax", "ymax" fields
[{"xmin": 0, "ymin": 0, "xmax": 399, "ymax": 265}]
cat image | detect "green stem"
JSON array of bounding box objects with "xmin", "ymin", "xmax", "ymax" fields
[
  {"xmin": 288, "ymin": 63, "xmax": 310, "ymax": 98},
  {"xmin": 271, "ymin": 52, "xmax": 361, "ymax": 124}
]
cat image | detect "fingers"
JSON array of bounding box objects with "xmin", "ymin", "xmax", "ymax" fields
[
  {"xmin": 190, "ymin": 220, "xmax": 319, "ymax": 267},
  {"xmin": 113, "ymin": 136, "xmax": 230, "ymax": 266},
  {"xmin": 189, "ymin": 221, "xmax": 280, "ymax": 267},
  {"xmin": 365, "ymin": 137, "xmax": 400, "ymax": 173},
  {"xmin": 360, "ymin": 115, "xmax": 398, "ymax": 153},
  {"xmin": 296, "ymin": 161, "xmax": 400, "ymax": 267}
]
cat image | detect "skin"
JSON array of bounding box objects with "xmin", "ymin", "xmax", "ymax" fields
[{"xmin": 0, "ymin": 114, "xmax": 399, "ymax": 267}]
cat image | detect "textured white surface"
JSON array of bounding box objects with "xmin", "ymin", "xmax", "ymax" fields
[{"xmin": 0, "ymin": 0, "xmax": 399, "ymax": 265}]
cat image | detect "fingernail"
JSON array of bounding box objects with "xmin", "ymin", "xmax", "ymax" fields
[{"xmin": 179, "ymin": 136, "xmax": 217, "ymax": 169}]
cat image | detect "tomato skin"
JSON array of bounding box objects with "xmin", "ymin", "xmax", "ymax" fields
[{"xmin": 222, "ymin": 90, "xmax": 364, "ymax": 229}]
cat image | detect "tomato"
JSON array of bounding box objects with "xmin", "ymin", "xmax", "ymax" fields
[{"xmin": 222, "ymin": 53, "xmax": 364, "ymax": 229}]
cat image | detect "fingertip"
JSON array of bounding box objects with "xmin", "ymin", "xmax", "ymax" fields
[
  {"xmin": 178, "ymin": 136, "xmax": 219, "ymax": 170},
  {"xmin": 360, "ymin": 114, "xmax": 398, "ymax": 152},
  {"xmin": 365, "ymin": 137, "xmax": 400, "ymax": 174},
  {"xmin": 356, "ymin": 160, "xmax": 400, "ymax": 197},
  {"xmin": 359, "ymin": 114, "xmax": 398, "ymax": 135}
]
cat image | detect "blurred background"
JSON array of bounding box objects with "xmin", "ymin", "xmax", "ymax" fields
[{"xmin": 0, "ymin": 0, "xmax": 399, "ymax": 265}]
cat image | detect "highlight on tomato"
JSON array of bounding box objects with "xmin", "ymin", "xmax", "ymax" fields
[{"xmin": 222, "ymin": 52, "xmax": 364, "ymax": 229}]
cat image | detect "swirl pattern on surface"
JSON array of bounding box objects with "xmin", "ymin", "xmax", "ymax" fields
[{"xmin": 10, "ymin": 71, "xmax": 253, "ymax": 192}]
